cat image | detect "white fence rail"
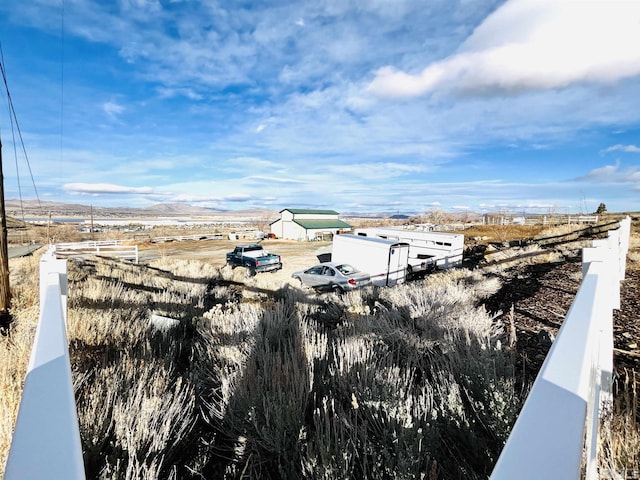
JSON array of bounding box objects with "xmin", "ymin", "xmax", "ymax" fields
[
  {"xmin": 4, "ymin": 247, "xmax": 86, "ymax": 479},
  {"xmin": 54, "ymin": 240, "xmax": 139, "ymax": 263},
  {"xmin": 568, "ymin": 215, "xmax": 600, "ymax": 224},
  {"xmin": 490, "ymin": 216, "xmax": 631, "ymax": 480}
]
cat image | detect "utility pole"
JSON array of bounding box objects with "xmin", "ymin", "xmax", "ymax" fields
[{"xmin": 0, "ymin": 133, "xmax": 12, "ymax": 323}]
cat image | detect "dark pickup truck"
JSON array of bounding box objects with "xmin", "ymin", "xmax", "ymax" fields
[{"xmin": 226, "ymin": 244, "xmax": 282, "ymax": 276}]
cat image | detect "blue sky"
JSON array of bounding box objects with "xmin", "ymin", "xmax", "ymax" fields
[{"xmin": 1, "ymin": 0, "xmax": 640, "ymax": 215}]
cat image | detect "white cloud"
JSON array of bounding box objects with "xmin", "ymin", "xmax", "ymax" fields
[
  {"xmin": 245, "ymin": 175, "xmax": 309, "ymax": 185},
  {"xmin": 225, "ymin": 157, "xmax": 284, "ymax": 171},
  {"xmin": 5, "ymin": 1, "xmax": 640, "ymax": 214},
  {"xmin": 368, "ymin": 0, "xmax": 640, "ymax": 98},
  {"xmin": 577, "ymin": 162, "xmax": 640, "ymax": 183},
  {"xmin": 103, "ymin": 101, "xmax": 125, "ymax": 120},
  {"xmin": 156, "ymin": 87, "xmax": 203, "ymax": 100},
  {"xmin": 225, "ymin": 194, "xmax": 252, "ymax": 202},
  {"xmin": 168, "ymin": 192, "xmax": 255, "ymax": 207},
  {"xmin": 64, "ymin": 183, "xmax": 155, "ymax": 195},
  {"xmin": 478, "ymin": 202, "xmax": 558, "ymax": 211},
  {"xmin": 171, "ymin": 193, "xmax": 223, "ymax": 203},
  {"xmin": 602, "ymin": 144, "xmax": 640, "ymax": 154},
  {"xmin": 582, "ymin": 163, "xmax": 620, "ymax": 180},
  {"xmin": 328, "ymin": 162, "xmax": 429, "ymax": 180}
]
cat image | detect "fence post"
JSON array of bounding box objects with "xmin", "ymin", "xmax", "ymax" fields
[
  {"xmin": 617, "ymin": 217, "xmax": 631, "ymax": 281},
  {"xmin": 582, "ymin": 245, "xmax": 615, "ymax": 480},
  {"xmin": 5, "ymin": 252, "xmax": 85, "ymax": 480},
  {"xmin": 39, "ymin": 248, "xmax": 68, "ymax": 323}
]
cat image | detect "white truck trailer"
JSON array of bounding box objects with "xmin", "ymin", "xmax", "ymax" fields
[
  {"xmin": 331, "ymin": 234, "xmax": 410, "ymax": 287},
  {"xmin": 354, "ymin": 227, "xmax": 464, "ymax": 277}
]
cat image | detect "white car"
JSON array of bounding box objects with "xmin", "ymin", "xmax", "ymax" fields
[{"xmin": 292, "ymin": 262, "xmax": 371, "ymax": 293}]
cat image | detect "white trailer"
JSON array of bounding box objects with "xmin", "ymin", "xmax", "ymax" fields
[
  {"xmin": 354, "ymin": 227, "xmax": 464, "ymax": 276},
  {"xmin": 331, "ymin": 234, "xmax": 409, "ymax": 287}
]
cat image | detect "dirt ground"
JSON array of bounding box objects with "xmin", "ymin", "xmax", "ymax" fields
[{"xmin": 138, "ymin": 238, "xmax": 330, "ymax": 286}]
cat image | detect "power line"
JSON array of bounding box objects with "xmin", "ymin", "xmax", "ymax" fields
[
  {"xmin": 0, "ymin": 44, "xmax": 43, "ymax": 214},
  {"xmin": 6, "ymin": 90, "xmax": 23, "ymax": 220},
  {"xmin": 59, "ymin": 0, "xmax": 65, "ymax": 197}
]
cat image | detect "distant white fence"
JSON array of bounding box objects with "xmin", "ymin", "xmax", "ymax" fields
[
  {"xmin": 568, "ymin": 215, "xmax": 600, "ymax": 224},
  {"xmin": 54, "ymin": 240, "xmax": 138, "ymax": 263},
  {"xmin": 151, "ymin": 233, "xmax": 224, "ymax": 243},
  {"xmin": 481, "ymin": 214, "xmax": 600, "ymax": 226},
  {"xmin": 490, "ymin": 216, "xmax": 631, "ymax": 480},
  {"xmin": 4, "ymin": 248, "xmax": 85, "ymax": 479}
]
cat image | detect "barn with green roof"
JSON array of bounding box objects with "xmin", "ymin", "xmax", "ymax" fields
[{"xmin": 270, "ymin": 208, "xmax": 352, "ymax": 241}]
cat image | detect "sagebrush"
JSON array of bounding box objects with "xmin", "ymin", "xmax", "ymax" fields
[{"xmin": 2, "ymin": 236, "xmax": 638, "ymax": 478}]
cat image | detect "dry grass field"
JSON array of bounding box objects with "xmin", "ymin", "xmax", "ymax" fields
[{"xmin": 1, "ymin": 218, "xmax": 639, "ymax": 479}]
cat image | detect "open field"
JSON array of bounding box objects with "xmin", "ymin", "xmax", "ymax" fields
[
  {"xmin": 1, "ymin": 218, "xmax": 639, "ymax": 478},
  {"xmin": 139, "ymin": 238, "xmax": 328, "ymax": 285}
]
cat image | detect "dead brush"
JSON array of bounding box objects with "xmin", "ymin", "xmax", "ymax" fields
[
  {"xmin": 0, "ymin": 255, "xmax": 48, "ymax": 476},
  {"xmin": 534, "ymin": 223, "xmax": 583, "ymax": 239},
  {"xmin": 196, "ymin": 302, "xmax": 264, "ymax": 422},
  {"xmin": 63, "ymin": 255, "xmax": 220, "ymax": 479},
  {"xmin": 0, "ymin": 322, "xmax": 35, "ymax": 475},
  {"xmin": 7, "ymin": 255, "xmax": 41, "ymax": 311},
  {"xmin": 199, "ymin": 299, "xmax": 311, "ymax": 479},
  {"xmin": 75, "ymin": 357, "xmax": 196, "ymax": 480},
  {"xmin": 3, "ymin": 235, "xmax": 638, "ymax": 479},
  {"xmin": 290, "ymin": 277, "xmax": 520, "ymax": 479},
  {"xmin": 482, "ymin": 243, "xmax": 565, "ymax": 272},
  {"xmin": 599, "ymin": 371, "xmax": 640, "ymax": 477}
]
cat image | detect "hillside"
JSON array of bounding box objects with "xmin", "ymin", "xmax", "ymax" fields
[{"xmin": 3, "ymin": 199, "xmax": 278, "ymax": 220}]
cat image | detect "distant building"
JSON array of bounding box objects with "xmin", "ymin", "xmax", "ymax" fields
[{"xmin": 270, "ymin": 209, "xmax": 352, "ymax": 241}]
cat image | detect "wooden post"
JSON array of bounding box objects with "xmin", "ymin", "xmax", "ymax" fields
[{"xmin": 0, "ymin": 134, "xmax": 11, "ymax": 318}]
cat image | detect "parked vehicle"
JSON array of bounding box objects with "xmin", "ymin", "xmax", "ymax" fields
[
  {"xmin": 292, "ymin": 262, "xmax": 371, "ymax": 293},
  {"xmin": 331, "ymin": 234, "xmax": 410, "ymax": 287},
  {"xmin": 354, "ymin": 227, "xmax": 464, "ymax": 277},
  {"xmin": 226, "ymin": 244, "xmax": 282, "ymax": 276}
]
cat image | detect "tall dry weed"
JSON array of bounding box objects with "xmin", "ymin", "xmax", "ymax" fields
[
  {"xmin": 0, "ymin": 330, "xmax": 33, "ymax": 475},
  {"xmin": 534, "ymin": 223, "xmax": 583, "ymax": 239},
  {"xmin": 599, "ymin": 372, "xmax": 640, "ymax": 477},
  {"xmin": 115, "ymin": 261, "xmax": 515, "ymax": 479},
  {"xmin": 63, "ymin": 255, "xmax": 522, "ymax": 479},
  {"xmin": 76, "ymin": 359, "xmax": 195, "ymax": 479},
  {"xmin": 66, "ymin": 256, "xmax": 218, "ymax": 478},
  {"xmin": 0, "ymin": 255, "xmax": 44, "ymax": 477}
]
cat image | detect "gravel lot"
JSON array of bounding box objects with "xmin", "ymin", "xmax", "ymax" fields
[{"xmin": 138, "ymin": 238, "xmax": 331, "ymax": 287}]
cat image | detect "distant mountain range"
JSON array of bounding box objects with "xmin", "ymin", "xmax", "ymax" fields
[
  {"xmin": 4, "ymin": 199, "xmax": 278, "ymax": 221},
  {"xmin": 3, "ymin": 199, "xmax": 433, "ymax": 222}
]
